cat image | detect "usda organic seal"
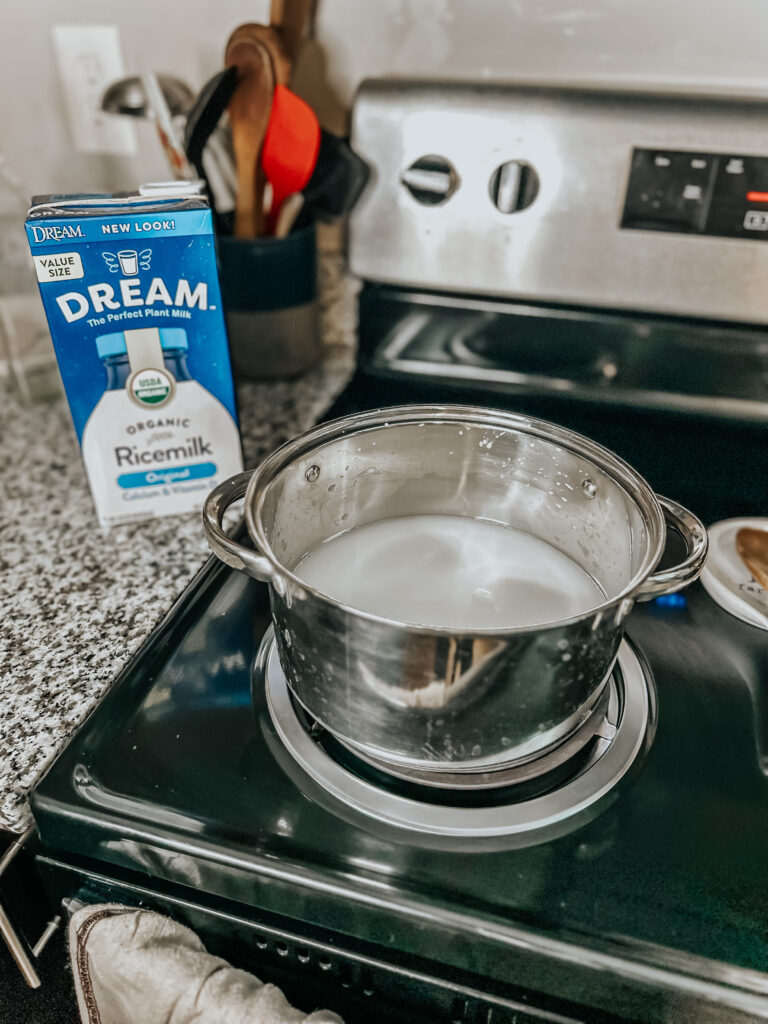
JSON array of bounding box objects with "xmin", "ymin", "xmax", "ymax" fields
[{"xmin": 127, "ymin": 366, "xmax": 176, "ymax": 408}]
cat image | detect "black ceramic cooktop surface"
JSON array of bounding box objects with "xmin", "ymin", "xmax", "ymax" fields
[{"xmin": 31, "ymin": 533, "xmax": 768, "ymax": 1017}]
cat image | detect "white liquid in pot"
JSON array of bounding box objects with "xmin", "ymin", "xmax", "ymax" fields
[{"xmin": 293, "ymin": 514, "xmax": 605, "ymax": 629}]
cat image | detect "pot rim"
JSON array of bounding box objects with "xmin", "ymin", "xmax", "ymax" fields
[{"xmin": 243, "ymin": 404, "xmax": 666, "ymax": 635}]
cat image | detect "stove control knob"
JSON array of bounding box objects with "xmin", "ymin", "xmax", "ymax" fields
[
  {"xmin": 490, "ymin": 160, "xmax": 539, "ymax": 213},
  {"xmin": 400, "ymin": 156, "xmax": 459, "ymax": 205}
]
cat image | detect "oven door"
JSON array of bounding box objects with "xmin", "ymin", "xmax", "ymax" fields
[{"xmin": 34, "ymin": 854, "xmax": 602, "ymax": 1024}]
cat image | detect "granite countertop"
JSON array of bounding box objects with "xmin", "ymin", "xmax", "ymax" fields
[{"xmin": 0, "ymin": 255, "xmax": 358, "ymax": 833}]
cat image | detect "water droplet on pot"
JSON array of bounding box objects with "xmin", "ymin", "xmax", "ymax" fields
[
  {"xmin": 328, "ymin": 483, "xmax": 336, "ymax": 492},
  {"xmin": 305, "ymin": 464, "xmax": 320, "ymax": 483},
  {"xmin": 581, "ymin": 478, "xmax": 598, "ymax": 498},
  {"xmin": 471, "ymin": 744, "xmax": 482, "ymax": 756}
]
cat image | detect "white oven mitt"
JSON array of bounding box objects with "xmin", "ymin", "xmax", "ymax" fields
[{"xmin": 68, "ymin": 903, "xmax": 344, "ymax": 1024}]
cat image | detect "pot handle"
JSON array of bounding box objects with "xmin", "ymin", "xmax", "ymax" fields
[
  {"xmin": 636, "ymin": 496, "xmax": 708, "ymax": 601},
  {"xmin": 202, "ymin": 471, "xmax": 275, "ymax": 583}
]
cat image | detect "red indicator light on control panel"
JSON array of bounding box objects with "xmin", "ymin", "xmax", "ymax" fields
[{"xmin": 746, "ymin": 191, "xmax": 768, "ymax": 202}]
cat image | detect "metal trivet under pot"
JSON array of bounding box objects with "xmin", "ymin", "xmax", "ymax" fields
[{"xmin": 257, "ymin": 627, "xmax": 655, "ymax": 843}]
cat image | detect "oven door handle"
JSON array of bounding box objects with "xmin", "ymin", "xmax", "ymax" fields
[{"xmin": 0, "ymin": 827, "xmax": 62, "ymax": 988}]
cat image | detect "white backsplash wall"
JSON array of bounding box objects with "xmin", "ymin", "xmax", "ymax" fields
[
  {"xmin": 2, "ymin": 0, "xmax": 270, "ymax": 198},
  {"xmin": 6, "ymin": 0, "xmax": 768, "ymax": 198},
  {"xmin": 300, "ymin": 0, "xmax": 768, "ymax": 135},
  {"xmin": 312, "ymin": 0, "xmax": 768, "ymax": 97}
]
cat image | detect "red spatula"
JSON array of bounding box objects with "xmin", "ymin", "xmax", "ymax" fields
[{"xmin": 261, "ymin": 83, "xmax": 321, "ymax": 231}]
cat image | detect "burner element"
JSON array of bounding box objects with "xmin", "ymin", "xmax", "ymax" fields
[
  {"xmin": 257, "ymin": 628, "xmax": 654, "ymax": 842},
  {"xmin": 335, "ymin": 681, "xmax": 614, "ymax": 791}
]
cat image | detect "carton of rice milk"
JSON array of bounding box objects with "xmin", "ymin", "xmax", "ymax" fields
[{"xmin": 26, "ymin": 185, "xmax": 243, "ymax": 527}]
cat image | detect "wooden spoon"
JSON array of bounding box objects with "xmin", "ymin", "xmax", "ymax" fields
[
  {"xmin": 226, "ymin": 23, "xmax": 291, "ymax": 87},
  {"xmin": 270, "ymin": 0, "xmax": 314, "ymax": 67},
  {"xmin": 225, "ymin": 36, "xmax": 275, "ymax": 237},
  {"xmin": 226, "ymin": 0, "xmax": 313, "ymax": 93},
  {"xmin": 736, "ymin": 527, "xmax": 768, "ymax": 589}
]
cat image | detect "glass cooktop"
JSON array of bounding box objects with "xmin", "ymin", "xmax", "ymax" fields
[{"xmin": 30, "ymin": 530, "xmax": 768, "ymax": 1022}]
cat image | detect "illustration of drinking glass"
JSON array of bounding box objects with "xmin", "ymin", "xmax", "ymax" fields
[{"xmin": 117, "ymin": 250, "xmax": 139, "ymax": 275}]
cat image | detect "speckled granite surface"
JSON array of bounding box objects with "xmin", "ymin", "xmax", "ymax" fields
[{"xmin": 0, "ymin": 256, "xmax": 358, "ymax": 833}]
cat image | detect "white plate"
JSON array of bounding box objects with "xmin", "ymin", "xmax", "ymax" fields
[{"xmin": 700, "ymin": 517, "xmax": 768, "ymax": 630}]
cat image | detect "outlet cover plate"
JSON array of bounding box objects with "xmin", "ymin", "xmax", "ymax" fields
[{"xmin": 52, "ymin": 25, "xmax": 137, "ymax": 156}]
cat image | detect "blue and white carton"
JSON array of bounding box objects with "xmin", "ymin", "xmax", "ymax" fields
[{"xmin": 26, "ymin": 187, "xmax": 243, "ymax": 527}]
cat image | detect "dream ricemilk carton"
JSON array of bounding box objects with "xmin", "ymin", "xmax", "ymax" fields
[{"xmin": 26, "ymin": 185, "xmax": 243, "ymax": 528}]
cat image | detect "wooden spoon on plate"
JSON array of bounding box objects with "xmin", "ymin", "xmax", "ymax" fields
[
  {"xmin": 736, "ymin": 526, "xmax": 768, "ymax": 589},
  {"xmin": 225, "ymin": 36, "xmax": 274, "ymax": 237}
]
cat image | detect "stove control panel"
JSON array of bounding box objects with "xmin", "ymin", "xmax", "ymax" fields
[
  {"xmin": 622, "ymin": 148, "xmax": 768, "ymax": 240},
  {"xmin": 349, "ymin": 82, "xmax": 768, "ymax": 323}
]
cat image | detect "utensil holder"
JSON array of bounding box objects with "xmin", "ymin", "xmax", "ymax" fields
[{"xmin": 217, "ymin": 225, "xmax": 320, "ymax": 379}]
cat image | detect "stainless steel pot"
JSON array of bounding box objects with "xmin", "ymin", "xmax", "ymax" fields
[{"xmin": 203, "ymin": 405, "xmax": 707, "ymax": 772}]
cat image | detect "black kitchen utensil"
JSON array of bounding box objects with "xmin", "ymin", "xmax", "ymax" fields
[
  {"xmin": 300, "ymin": 129, "xmax": 369, "ymax": 222},
  {"xmin": 184, "ymin": 68, "xmax": 238, "ymax": 179}
]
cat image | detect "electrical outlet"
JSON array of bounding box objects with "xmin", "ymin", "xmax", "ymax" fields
[{"xmin": 52, "ymin": 25, "xmax": 137, "ymax": 156}]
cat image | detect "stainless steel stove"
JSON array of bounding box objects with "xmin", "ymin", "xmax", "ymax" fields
[
  {"xmin": 345, "ymin": 80, "xmax": 768, "ymax": 520},
  {"xmin": 26, "ymin": 80, "xmax": 768, "ymax": 1023}
]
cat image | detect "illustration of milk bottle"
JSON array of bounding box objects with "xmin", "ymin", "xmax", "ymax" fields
[{"xmin": 81, "ymin": 326, "xmax": 242, "ymax": 524}]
